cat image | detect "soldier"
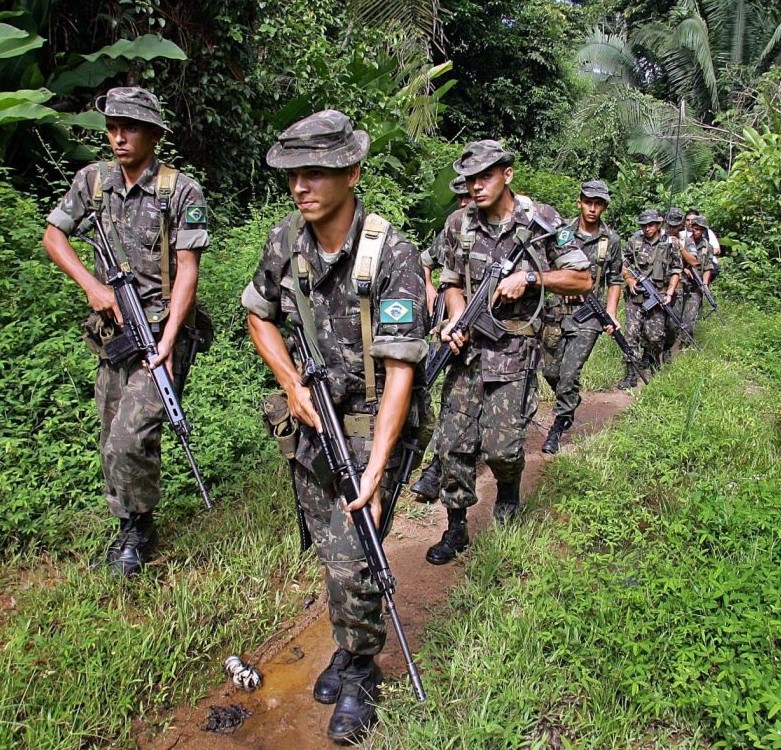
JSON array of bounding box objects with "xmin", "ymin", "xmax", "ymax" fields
[
  {"xmin": 241, "ymin": 110, "xmax": 427, "ymax": 744},
  {"xmin": 42, "ymin": 87, "xmax": 209, "ymax": 576},
  {"xmin": 618, "ymin": 209, "xmax": 681, "ymax": 388},
  {"xmin": 685, "ymin": 208, "xmax": 721, "ymax": 283},
  {"xmin": 661, "ymin": 207, "xmax": 686, "ymax": 364},
  {"xmin": 426, "ymin": 140, "xmax": 591, "ymax": 565},
  {"xmin": 680, "ymin": 215, "xmax": 714, "ymax": 341},
  {"xmin": 412, "ymin": 174, "xmax": 472, "ymax": 502},
  {"xmin": 540, "ymin": 180, "xmax": 622, "ymax": 454}
]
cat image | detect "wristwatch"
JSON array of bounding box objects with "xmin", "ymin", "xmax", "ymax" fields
[{"xmin": 525, "ymin": 271, "xmax": 538, "ymax": 286}]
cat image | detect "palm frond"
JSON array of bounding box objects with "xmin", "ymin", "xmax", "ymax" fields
[
  {"xmin": 346, "ymin": 0, "xmax": 446, "ymax": 50},
  {"xmin": 576, "ymin": 28, "xmax": 640, "ymax": 87}
]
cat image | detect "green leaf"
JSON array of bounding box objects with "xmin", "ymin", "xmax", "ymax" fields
[
  {"xmin": 48, "ymin": 58, "xmax": 128, "ymax": 95},
  {"xmin": 0, "ymin": 100, "xmax": 57, "ymax": 124},
  {"xmin": 79, "ymin": 34, "xmax": 186, "ymax": 63},
  {"xmin": 0, "ymin": 88, "xmax": 52, "ymax": 107},
  {"xmin": 0, "ymin": 23, "xmax": 45, "ymax": 60},
  {"xmin": 58, "ymin": 111, "xmax": 105, "ymax": 130}
]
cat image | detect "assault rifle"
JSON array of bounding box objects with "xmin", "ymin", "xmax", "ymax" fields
[
  {"xmin": 572, "ymin": 294, "xmax": 649, "ymax": 384},
  {"xmin": 76, "ymin": 211, "xmax": 213, "ymax": 510},
  {"xmin": 626, "ymin": 265, "xmax": 699, "ymax": 350},
  {"xmin": 292, "ymin": 327, "xmax": 426, "ymax": 702},
  {"xmin": 688, "ymin": 266, "xmax": 721, "ymax": 321},
  {"xmin": 425, "ymin": 226, "xmax": 552, "ymax": 388}
]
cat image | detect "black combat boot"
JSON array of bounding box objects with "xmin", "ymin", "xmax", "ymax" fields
[
  {"xmin": 314, "ymin": 647, "xmax": 352, "ymax": 705},
  {"xmin": 327, "ymin": 654, "xmax": 381, "ymax": 744},
  {"xmin": 90, "ymin": 516, "xmax": 131, "ymax": 569},
  {"xmin": 110, "ymin": 511, "xmax": 158, "ymax": 577},
  {"xmin": 425, "ymin": 508, "xmax": 468, "ymax": 565},
  {"xmin": 616, "ymin": 363, "xmax": 637, "ymax": 390},
  {"xmin": 542, "ymin": 415, "xmax": 573, "ymax": 455},
  {"xmin": 493, "ymin": 480, "xmax": 521, "ymax": 523},
  {"xmin": 410, "ymin": 456, "xmax": 441, "ymax": 502}
]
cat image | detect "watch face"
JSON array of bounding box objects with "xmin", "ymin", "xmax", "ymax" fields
[{"xmin": 526, "ymin": 272, "xmax": 536, "ymax": 284}]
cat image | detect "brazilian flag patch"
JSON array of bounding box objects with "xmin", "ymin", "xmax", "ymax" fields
[
  {"xmin": 556, "ymin": 228, "xmax": 574, "ymax": 246},
  {"xmin": 379, "ymin": 299, "xmax": 414, "ymax": 324},
  {"xmin": 185, "ymin": 205, "xmax": 207, "ymax": 224}
]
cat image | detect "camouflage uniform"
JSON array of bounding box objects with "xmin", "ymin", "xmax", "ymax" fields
[
  {"xmin": 623, "ymin": 212, "xmax": 682, "ymax": 366},
  {"xmin": 47, "ymin": 156, "xmax": 208, "ymax": 519},
  {"xmin": 542, "ymin": 216, "xmax": 621, "ymax": 421},
  {"xmin": 437, "ymin": 194, "xmax": 589, "ymax": 509},
  {"xmin": 242, "ymin": 202, "xmax": 427, "ymax": 653},
  {"xmin": 680, "ymin": 231, "xmax": 713, "ymax": 338}
]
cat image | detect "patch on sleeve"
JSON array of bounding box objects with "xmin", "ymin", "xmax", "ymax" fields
[
  {"xmin": 185, "ymin": 205, "xmax": 207, "ymax": 224},
  {"xmin": 379, "ymin": 299, "xmax": 414, "ymax": 324},
  {"xmin": 556, "ymin": 227, "xmax": 574, "ymax": 246}
]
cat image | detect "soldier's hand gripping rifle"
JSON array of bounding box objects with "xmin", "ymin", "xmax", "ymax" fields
[
  {"xmin": 626, "ymin": 264, "xmax": 699, "ymax": 350},
  {"xmin": 292, "ymin": 326, "xmax": 426, "ymax": 703},
  {"xmin": 75, "ymin": 211, "xmax": 213, "ymax": 510},
  {"xmin": 425, "ymin": 227, "xmax": 552, "ymax": 389},
  {"xmin": 572, "ymin": 293, "xmax": 649, "ymax": 384},
  {"xmin": 688, "ymin": 265, "xmax": 722, "ymax": 322}
]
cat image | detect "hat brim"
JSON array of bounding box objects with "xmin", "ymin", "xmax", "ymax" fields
[
  {"xmin": 453, "ymin": 154, "xmax": 515, "ymax": 177},
  {"xmin": 266, "ymin": 130, "xmax": 370, "ymax": 169},
  {"xmin": 95, "ymin": 95, "xmax": 172, "ymax": 133},
  {"xmin": 638, "ymin": 219, "xmax": 662, "ymax": 225},
  {"xmin": 580, "ymin": 190, "xmax": 610, "ymax": 203}
]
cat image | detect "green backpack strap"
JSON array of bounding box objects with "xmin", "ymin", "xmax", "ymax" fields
[{"xmin": 156, "ymin": 164, "xmax": 179, "ymax": 301}]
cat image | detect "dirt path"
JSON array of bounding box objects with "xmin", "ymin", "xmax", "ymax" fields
[{"xmin": 137, "ymin": 391, "xmax": 633, "ymax": 750}]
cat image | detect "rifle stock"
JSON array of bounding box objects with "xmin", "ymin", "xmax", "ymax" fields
[
  {"xmin": 76, "ymin": 211, "xmax": 213, "ymax": 510},
  {"xmin": 292, "ymin": 328, "xmax": 426, "ymax": 702}
]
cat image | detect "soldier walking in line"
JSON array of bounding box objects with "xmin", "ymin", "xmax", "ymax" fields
[
  {"xmin": 618, "ymin": 209, "xmax": 681, "ymax": 388},
  {"xmin": 241, "ymin": 110, "xmax": 427, "ymax": 744},
  {"xmin": 540, "ymin": 180, "xmax": 622, "ymax": 454},
  {"xmin": 425, "ymin": 140, "xmax": 591, "ymax": 565}
]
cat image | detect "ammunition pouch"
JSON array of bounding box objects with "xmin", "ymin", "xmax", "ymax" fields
[
  {"xmin": 262, "ymin": 392, "xmax": 299, "ymax": 460},
  {"xmin": 80, "ymin": 312, "xmax": 137, "ymax": 363}
]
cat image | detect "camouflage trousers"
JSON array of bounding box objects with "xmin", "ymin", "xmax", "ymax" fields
[
  {"xmin": 95, "ymin": 358, "xmax": 165, "ymax": 518},
  {"xmin": 437, "ymin": 352, "xmax": 539, "ymax": 509},
  {"xmin": 293, "ymin": 432, "xmax": 392, "ymax": 655},
  {"xmin": 681, "ymin": 287, "xmax": 702, "ymax": 341},
  {"xmin": 624, "ymin": 294, "xmax": 666, "ymax": 363},
  {"xmin": 663, "ymin": 291, "xmax": 685, "ymax": 354},
  {"xmin": 541, "ymin": 315, "xmax": 600, "ymax": 420}
]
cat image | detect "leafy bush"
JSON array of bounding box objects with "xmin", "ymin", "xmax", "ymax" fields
[{"xmin": 0, "ymin": 177, "xmax": 292, "ymax": 551}]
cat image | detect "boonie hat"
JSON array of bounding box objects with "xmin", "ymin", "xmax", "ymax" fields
[
  {"xmin": 580, "ymin": 179, "xmax": 610, "ymax": 203},
  {"xmin": 449, "ymin": 175, "xmax": 470, "ymax": 196},
  {"xmin": 95, "ymin": 87, "xmax": 171, "ymax": 132},
  {"xmin": 453, "ymin": 140, "xmax": 515, "ymax": 177},
  {"xmin": 666, "ymin": 207, "xmax": 685, "ymax": 225},
  {"xmin": 266, "ymin": 110, "xmax": 370, "ymax": 169},
  {"xmin": 691, "ymin": 214, "xmax": 709, "ymax": 229},
  {"xmin": 637, "ymin": 209, "xmax": 663, "ymax": 225}
]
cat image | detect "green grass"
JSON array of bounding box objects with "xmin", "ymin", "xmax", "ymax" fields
[
  {"xmin": 0, "ymin": 460, "xmax": 320, "ymax": 750},
  {"xmin": 372, "ymin": 303, "xmax": 781, "ymax": 750}
]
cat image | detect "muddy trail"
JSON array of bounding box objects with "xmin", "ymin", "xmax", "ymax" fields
[{"xmin": 137, "ymin": 391, "xmax": 633, "ymax": 750}]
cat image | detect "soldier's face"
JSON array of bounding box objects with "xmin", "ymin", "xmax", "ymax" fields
[
  {"xmin": 287, "ymin": 165, "xmax": 360, "ymax": 226},
  {"xmin": 642, "ymin": 222, "xmax": 661, "ymax": 240},
  {"xmin": 691, "ymin": 225, "xmax": 704, "ymax": 241},
  {"xmin": 577, "ymin": 196, "xmax": 606, "ymax": 225},
  {"xmin": 457, "ymin": 194, "xmax": 472, "ymax": 208},
  {"xmin": 105, "ymin": 117, "xmax": 160, "ymax": 170},
  {"xmin": 465, "ymin": 165, "xmax": 512, "ymax": 210}
]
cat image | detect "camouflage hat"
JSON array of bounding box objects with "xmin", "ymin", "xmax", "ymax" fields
[
  {"xmin": 95, "ymin": 87, "xmax": 170, "ymax": 132},
  {"xmin": 666, "ymin": 207, "xmax": 685, "ymax": 225},
  {"xmin": 449, "ymin": 175, "xmax": 470, "ymax": 196},
  {"xmin": 580, "ymin": 179, "xmax": 610, "ymax": 203},
  {"xmin": 691, "ymin": 214, "xmax": 709, "ymax": 229},
  {"xmin": 266, "ymin": 110, "xmax": 370, "ymax": 169},
  {"xmin": 453, "ymin": 140, "xmax": 515, "ymax": 177},
  {"xmin": 637, "ymin": 209, "xmax": 663, "ymax": 225}
]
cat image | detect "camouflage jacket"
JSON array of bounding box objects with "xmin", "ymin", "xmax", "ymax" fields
[
  {"xmin": 623, "ymin": 233, "xmax": 682, "ymax": 293},
  {"xmin": 439, "ymin": 193, "xmax": 590, "ymax": 380},
  {"xmin": 420, "ymin": 228, "xmax": 447, "ymax": 270},
  {"xmin": 47, "ymin": 158, "xmax": 209, "ymax": 314},
  {"xmin": 242, "ymin": 200, "xmax": 428, "ymax": 410},
  {"xmin": 681, "ymin": 235, "xmax": 713, "ymax": 290},
  {"xmin": 546, "ymin": 218, "xmax": 622, "ymax": 328}
]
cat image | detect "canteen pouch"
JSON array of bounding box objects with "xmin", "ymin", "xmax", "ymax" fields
[
  {"xmin": 262, "ymin": 391, "xmax": 299, "ymax": 460},
  {"xmin": 80, "ymin": 312, "xmax": 137, "ymax": 363}
]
